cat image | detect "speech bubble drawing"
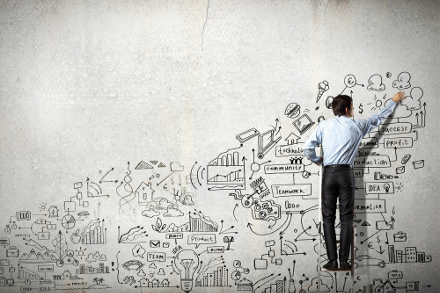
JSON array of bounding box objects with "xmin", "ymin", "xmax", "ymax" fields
[{"xmin": 132, "ymin": 244, "xmax": 146, "ymax": 258}]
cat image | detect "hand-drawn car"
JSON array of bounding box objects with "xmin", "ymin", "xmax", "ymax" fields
[{"xmin": 353, "ymin": 255, "xmax": 386, "ymax": 269}]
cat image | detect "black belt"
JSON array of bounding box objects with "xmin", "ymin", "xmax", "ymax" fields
[{"xmin": 324, "ymin": 164, "xmax": 353, "ymax": 168}]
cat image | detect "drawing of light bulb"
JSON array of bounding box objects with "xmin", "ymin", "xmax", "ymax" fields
[
  {"xmin": 384, "ymin": 184, "xmax": 390, "ymax": 193},
  {"xmin": 175, "ymin": 249, "xmax": 199, "ymax": 293}
]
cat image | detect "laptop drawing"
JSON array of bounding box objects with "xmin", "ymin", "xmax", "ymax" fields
[{"xmin": 292, "ymin": 113, "xmax": 315, "ymax": 135}]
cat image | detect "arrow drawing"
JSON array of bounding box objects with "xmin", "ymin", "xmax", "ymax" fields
[{"xmin": 247, "ymin": 213, "xmax": 292, "ymax": 236}]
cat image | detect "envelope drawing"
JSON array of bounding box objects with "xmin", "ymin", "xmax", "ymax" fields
[
  {"xmin": 393, "ymin": 231, "xmax": 407, "ymax": 242},
  {"xmin": 396, "ymin": 166, "xmax": 405, "ymax": 174},
  {"xmin": 163, "ymin": 242, "xmax": 170, "ymax": 248},
  {"xmin": 412, "ymin": 160, "xmax": 424, "ymax": 169},
  {"xmin": 150, "ymin": 240, "xmax": 161, "ymax": 248}
]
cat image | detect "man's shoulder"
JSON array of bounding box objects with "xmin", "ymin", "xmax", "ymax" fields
[{"xmin": 320, "ymin": 116, "xmax": 337, "ymax": 126}]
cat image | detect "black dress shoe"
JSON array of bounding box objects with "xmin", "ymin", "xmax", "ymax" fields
[
  {"xmin": 339, "ymin": 260, "xmax": 351, "ymax": 269},
  {"xmin": 323, "ymin": 260, "xmax": 338, "ymax": 270}
]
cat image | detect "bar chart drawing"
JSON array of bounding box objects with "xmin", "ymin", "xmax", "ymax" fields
[
  {"xmin": 189, "ymin": 212, "xmax": 218, "ymax": 232},
  {"xmin": 76, "ymin": 262, "xmax": 110, "ymax": 274},
  {"xmin": 18, "ymin": 268, "xmax": 39, "ymax": 279},
  {"xmin": 81, "ymin": 219, "xmax": 107, "ymax": 244},
  {"xmin": 257, "ymin": 279, "xmax": 285, "ymax": 293},
  {"xmin": 195, "ymin": 265, "xmax": 229, "ymax": 288},
  {"xmin": 207, "ymin": 151, "xmax": 245, "ymax": 190}
]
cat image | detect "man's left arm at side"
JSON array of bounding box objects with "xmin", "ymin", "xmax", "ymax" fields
[{"xmin": 303, "ymin": 124, "xmax": 323, "ymax": 165}]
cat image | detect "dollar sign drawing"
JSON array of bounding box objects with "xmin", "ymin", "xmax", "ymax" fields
[{"xmin": 359, "ymin": 103, "xmax": 364, "ymax": 114}]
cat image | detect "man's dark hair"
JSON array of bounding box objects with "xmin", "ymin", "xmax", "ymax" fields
[{"xmin": 332, "ymin": 95, "xmax": 352, "ymax": 116}]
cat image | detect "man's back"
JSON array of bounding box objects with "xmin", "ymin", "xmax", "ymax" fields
[
  {"xmin": 318, "ymin": 116, "xmax": 364, "ymax": 166},
  {"xmin": 304, "ymin": 98, "xmax": 398, "ymax": 166}
]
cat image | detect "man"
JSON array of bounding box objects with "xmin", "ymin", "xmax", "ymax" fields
[{"xmin": 303, "ymin": 91, "xmax": 406, "ymax": 270}]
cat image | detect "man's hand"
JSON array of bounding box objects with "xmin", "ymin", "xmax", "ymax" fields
[{"xmin": 392, "ymin": 91, "xmax": 407, "ymax": 102}]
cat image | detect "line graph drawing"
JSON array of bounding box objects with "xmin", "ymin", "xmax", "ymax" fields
[
  {"xmin": 118, "ymin": 226, "xmax": 148, "ymax": 244},
  {"xmin": 207, "ymin": 148, "xmax": 245, "ymax": 190}
]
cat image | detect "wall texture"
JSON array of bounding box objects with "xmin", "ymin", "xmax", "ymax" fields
[{"xmin": 0, "ymin": 0, "xmax": 438, "ymax": 292}]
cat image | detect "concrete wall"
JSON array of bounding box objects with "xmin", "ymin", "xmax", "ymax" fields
[{"xmin": 0, "ymin": 0, "xmax": 438, "ymax": 292}]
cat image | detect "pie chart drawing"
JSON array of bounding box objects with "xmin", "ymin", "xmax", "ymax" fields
[{"xmin": 61, "ymin": 215, "xmax": 76, "ymax": 230}]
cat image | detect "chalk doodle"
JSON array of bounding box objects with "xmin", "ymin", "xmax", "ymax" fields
[
  {"xmin": 367, "ymin": 74, "xmax": 386, "ymax": 91},
  {"xmin": 392, "ymin": 71, "xmax": 412, "ymax": 90},
  {"xmin": 207, "ymin": 146, "xmax": 246, "ymax": 190},
  {"xmin": 117, "ymin": 162, "xmax": 136, "ymax": 219},
  {"xmin": 316, "ymin": 80, "xmax": 329, "ymax": 103}
]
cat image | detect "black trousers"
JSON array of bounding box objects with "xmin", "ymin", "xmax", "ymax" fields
[{"xmin": 322, "ymin": 165, "xmax": 355, "ymax": 261}]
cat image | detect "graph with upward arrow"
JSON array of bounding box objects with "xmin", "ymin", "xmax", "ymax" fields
[{"xmin": 207, "ymin": 147, "xmax": 245, "ymax": 191}]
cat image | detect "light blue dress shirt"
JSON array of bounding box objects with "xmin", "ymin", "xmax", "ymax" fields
[{"xmin": 303, "ymin": 100, "xmax": 396, "ymax": 166}]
